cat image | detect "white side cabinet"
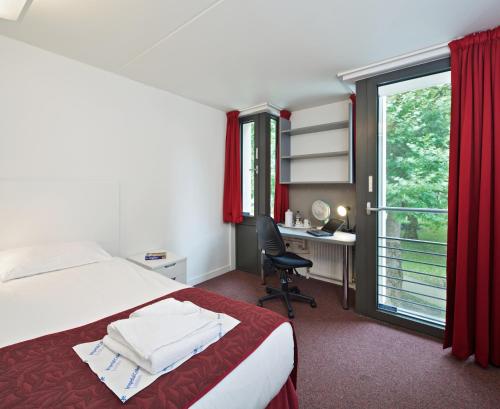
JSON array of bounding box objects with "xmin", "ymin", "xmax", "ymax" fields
[{"xmin": 127, "ymin": 250, "xmax": 187, "ymax": 284}]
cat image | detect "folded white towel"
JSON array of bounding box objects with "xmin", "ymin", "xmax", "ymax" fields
[
  {"xmin": 104, "ymin": 298, "xmax": 225, "ymax": 374},
  {"xmin": 103, "ymin": 321, "xmax": 222, "ymax": 374},
  {"xmin": 108, "ymin": 314, "xmax": 219, "ymax": 360},
  {"xmin": 74, "ymin": 311, "xmax": 240, "ymax": 402}
]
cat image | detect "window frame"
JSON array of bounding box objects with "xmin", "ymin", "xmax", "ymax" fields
[
  {"xmin": 355, "ymin": 57, "xmax": 451, "ymax": 339},
  {"xmin": 239, "ymin": 112, "xmax": 278, "ymax": 220},
  {"xmin": 235, "ymin": 111, "xmax": 279, "ymax": 274}
]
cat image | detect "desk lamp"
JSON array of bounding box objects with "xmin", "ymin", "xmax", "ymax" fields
[{"xmin": 336, "ymin": 205, "xmax": 351, "ymax": 232}]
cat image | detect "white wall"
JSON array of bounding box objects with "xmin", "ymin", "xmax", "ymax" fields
[{"xmin": 0, "ymin": 35, "xmax": 231, "ymax": 284}]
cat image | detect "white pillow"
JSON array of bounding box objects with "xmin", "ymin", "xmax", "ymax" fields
[{"xmin": 0, "ymin": 241, "xmax": 112, "ymax": 282}]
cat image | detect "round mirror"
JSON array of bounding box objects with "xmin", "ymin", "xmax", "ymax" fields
[{"xmin": 311, "ymin": 200, "xmax": 331, "ymax": 223}]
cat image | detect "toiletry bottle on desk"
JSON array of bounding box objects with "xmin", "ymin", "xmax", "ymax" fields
[
  {"xmin": 295, "ymin": 211, "xmax": 303, "ymax": 227},
  {"xmin": 285, "ymin": 209, "xmax": 294, "ymax": 227}
]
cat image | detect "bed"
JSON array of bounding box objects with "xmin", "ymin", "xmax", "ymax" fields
[{"xmin": 0, "ymin": 255, "xmax": 297, "ymax": 408}]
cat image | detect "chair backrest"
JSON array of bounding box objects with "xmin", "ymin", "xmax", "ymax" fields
[{"xmin": 256, "ymin": 215, "xmax": 287, "ymax": 257}]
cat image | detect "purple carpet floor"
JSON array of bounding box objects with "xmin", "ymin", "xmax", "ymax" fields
[{"xmin": 197, "ymin": 270, "xmax": 500, "ymax": 409}]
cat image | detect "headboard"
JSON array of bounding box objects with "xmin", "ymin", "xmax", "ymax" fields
[{"xmin": 0, "ymin": 180, "xmax": 120, "ymax": 254}]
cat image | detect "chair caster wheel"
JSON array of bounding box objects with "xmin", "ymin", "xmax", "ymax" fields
[
  {"xmin": 288, "ymin": 311, "xmax": 294, "ymax": 319},
  {"xmin": 310, "ymin": 301, "xmax": 317, "ymax": 308},
  {"xmin": 257, "ymin": 301, "xmax": 263, "ymax": 307}
]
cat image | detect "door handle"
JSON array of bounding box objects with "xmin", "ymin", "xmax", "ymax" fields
[{"xmin": 366, "ymin": 202, "xmax": 380, "ymax": 215}]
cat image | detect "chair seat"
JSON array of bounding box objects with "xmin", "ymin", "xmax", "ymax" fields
[{"xmin": 269, "ymin": 252, "xmax": 313, "ymax": 269}]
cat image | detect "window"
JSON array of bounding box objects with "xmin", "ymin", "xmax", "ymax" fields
[
  {"xmin": 241, "ymin": 121, "xmax": 255, "ymax": 216},
  {"xmin": 269, "ymin": 117, "xmax": 277, "ymax": 218},
  {"xmin": 236, "ymin": 112, "xmax": 279, "ymax": 273}
]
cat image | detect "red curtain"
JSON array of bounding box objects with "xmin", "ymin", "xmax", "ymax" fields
[
  {"xmin": 223, "ymin": 111, "xmax": 243, "ymax": 224},
  {"xmin": 444, "ymin": 26, "xmax": 500, "ymax": 367},
  {"xmin": 274, "ymin": 110, "xmax": 291, "ymax": 222}
]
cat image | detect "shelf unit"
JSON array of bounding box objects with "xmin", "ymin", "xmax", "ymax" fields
[{"xmin": 279, "ymin": 103, "xmax": 354, "ymax": 184}]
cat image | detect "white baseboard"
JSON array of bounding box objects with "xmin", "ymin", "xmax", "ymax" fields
[{"xmin": 187, "ymin": 264, "xmax": 232, "ymax": 286}]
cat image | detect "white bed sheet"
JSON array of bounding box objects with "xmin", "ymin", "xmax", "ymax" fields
[{"xmin": 0, "ymin": 258, "xmax": 294, "ymax": 409}]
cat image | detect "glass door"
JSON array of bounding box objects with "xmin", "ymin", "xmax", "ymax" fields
[
  {"xmin": 376, "ymin": 72, "xmax": 451, "ymax": 326},
  {"xmin": 236, "ymin": 113, "xmax": 278, "ymax": 273},
  {"xmin": 355, "ymin": 59, "xmax": 451, "ymax": 335}
]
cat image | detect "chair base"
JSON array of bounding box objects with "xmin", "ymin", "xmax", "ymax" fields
[{"xmin": 257, "ymin": 270, "xmax": 317, "ymax": 318}]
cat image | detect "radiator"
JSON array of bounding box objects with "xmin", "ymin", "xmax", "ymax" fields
[{"xmin": 283, "ymin": 238, "xmax": 355, "ymax": 286}]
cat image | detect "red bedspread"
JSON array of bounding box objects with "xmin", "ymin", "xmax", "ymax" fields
[{"xmin": 0, "ymin": 288, "xmax": 297, "ymax": 409}]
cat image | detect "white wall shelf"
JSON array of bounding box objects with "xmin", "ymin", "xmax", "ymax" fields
[
  {"xmin": 280, "ymin": 181, "xmax": 354, "ymax": 185},
  {"xmin": 280, "ymin": 120, "xmax": 350, "ymax": 136},
  {"xmin": 279, "ymin": 103, "xmax": 354, "ymax": 184},
  {"xmin": 281, "ymin": 150, "xmax": 348, "ymax": 160}
]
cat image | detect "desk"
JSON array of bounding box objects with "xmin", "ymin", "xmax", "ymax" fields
[{"xmin": 278, "ymin": 226, "xmax": 356, "ymax": 309}]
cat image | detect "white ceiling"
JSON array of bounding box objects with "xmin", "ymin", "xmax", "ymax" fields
[{"xmin": 0, "ymin": 0, "xmax": 499, "ymax": 111}]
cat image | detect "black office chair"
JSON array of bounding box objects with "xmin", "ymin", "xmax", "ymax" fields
[{"xmin": 256, "ymin": 215, "xmax": 317, "ymax": 318}]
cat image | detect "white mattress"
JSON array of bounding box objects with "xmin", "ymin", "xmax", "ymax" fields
[{"xmin": 0, "ymin": 258, "xmax": 294, "ymax": 409}]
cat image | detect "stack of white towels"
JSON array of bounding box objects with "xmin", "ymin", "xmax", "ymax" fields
[{"xmin": 103, "ymin": 298, "xmax": 224, "ymax": 374}]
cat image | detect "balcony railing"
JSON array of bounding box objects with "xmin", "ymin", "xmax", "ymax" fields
[{"xmin": 377, "ymin": 210, "xmax": 448, "ymax": 326}]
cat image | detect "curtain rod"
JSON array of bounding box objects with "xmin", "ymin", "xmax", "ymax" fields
[
  {"xmin": 238, "ymin": 103, "xmax": 283, "ymax": 116},
  {"xmin": 338, "ymin": 42, "xmax": 450, "ymax": 83}
]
